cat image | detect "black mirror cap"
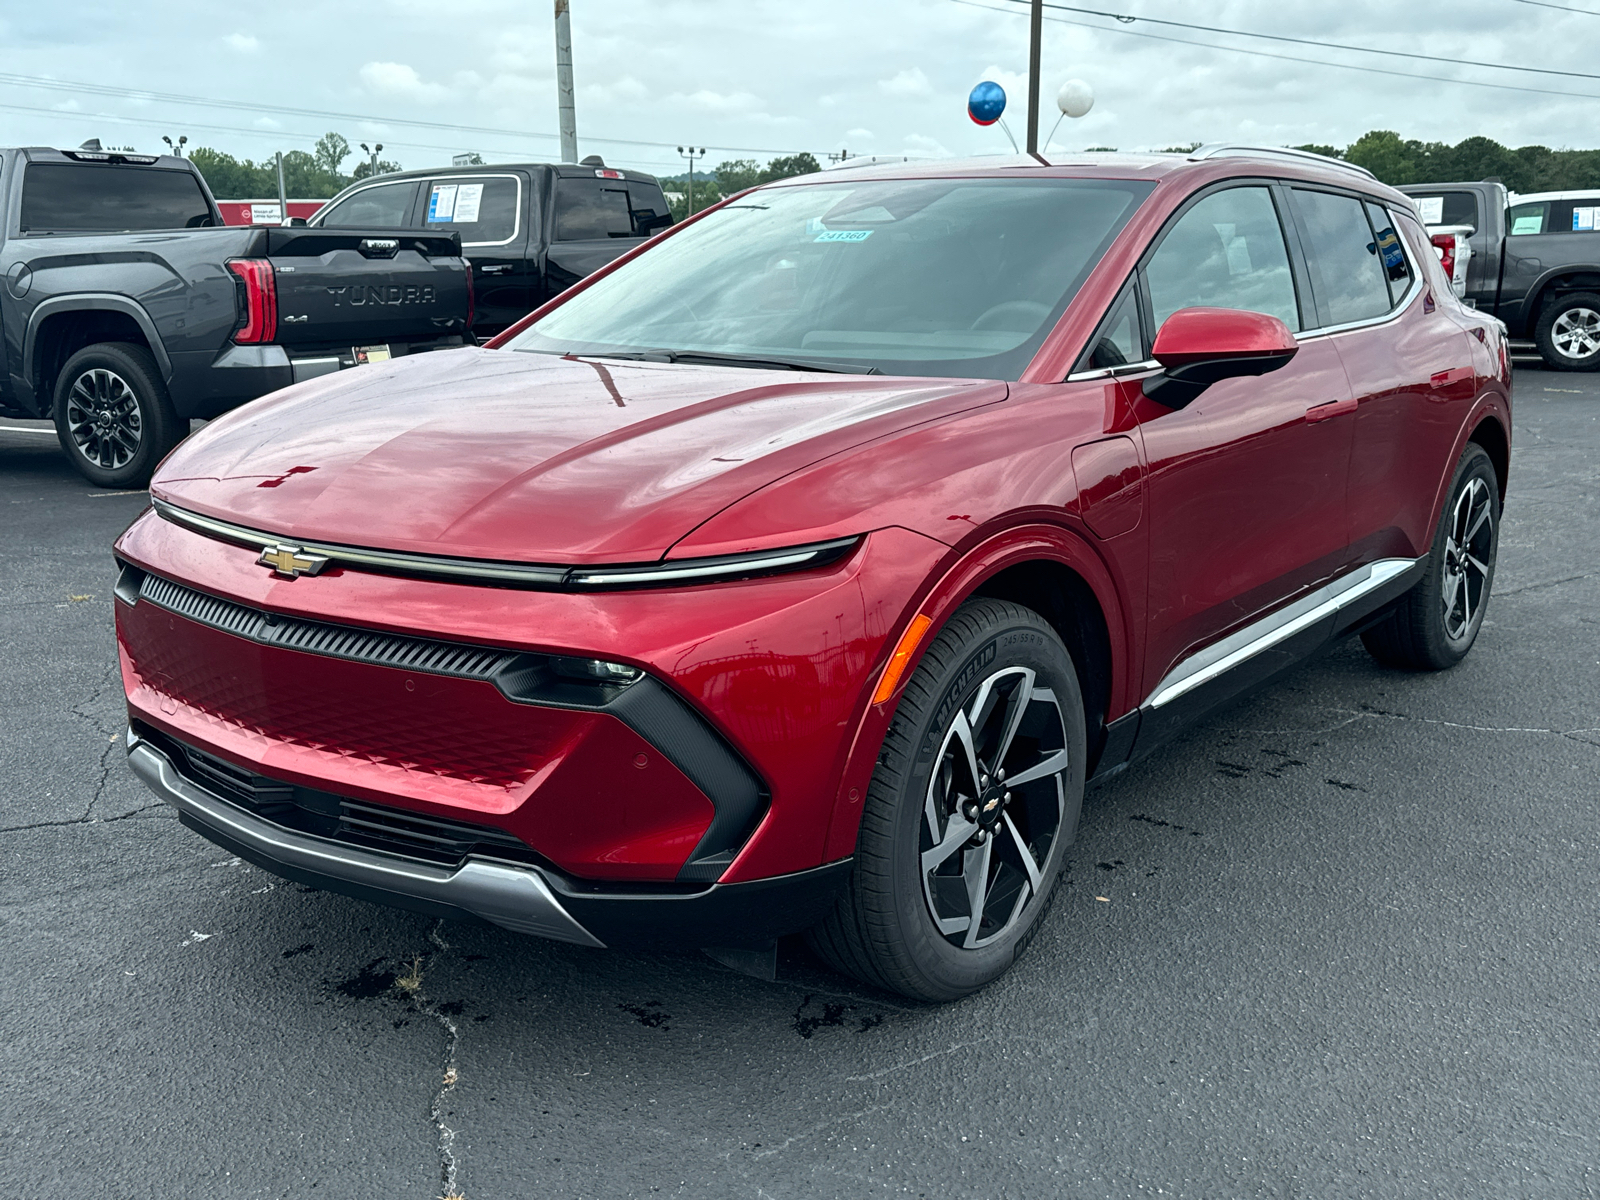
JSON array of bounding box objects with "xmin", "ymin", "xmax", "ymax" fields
[{"xmin": 1142, "ymin": 348, "xmax": 1297, "ymax": 409}]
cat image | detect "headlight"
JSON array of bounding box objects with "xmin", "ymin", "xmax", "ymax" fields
[{"xmin": 565, "ymin": 537, "xmax": 859, "ymax": 590}]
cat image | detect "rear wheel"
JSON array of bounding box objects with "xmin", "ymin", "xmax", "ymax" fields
[
  {"xmin": 1534, "ymin": 292, "xmax": 1600, "ymax": 371},
  {"xmin": 808, "ymin": 599, "xmax": 1086, "ymax": 1002},
  {"xmin": 52, "ymin": 342, "xmax": 182, "ymax": 489},
  {"xmin": 1362, "ymin": 443, "xmax": 1498, "ymax": 670}
]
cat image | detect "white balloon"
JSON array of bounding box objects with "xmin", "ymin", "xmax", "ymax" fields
[{"xmin": 1057, "ymin": 79, "xmax": 1094, "ymax": 119}]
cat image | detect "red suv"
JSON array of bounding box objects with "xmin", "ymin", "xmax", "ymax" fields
[{"xmin": 114, "ymin": 147, "xmax": 1510, "ymax": 1001}]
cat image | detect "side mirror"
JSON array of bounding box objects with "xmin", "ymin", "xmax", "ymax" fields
[
  {"xmin": 1142, "ymin": 307, "xmax": 1299, "ymax": 408},
  {"xmin": 287, "ymin": 217, "xmax": 309, "ymax": 227}
]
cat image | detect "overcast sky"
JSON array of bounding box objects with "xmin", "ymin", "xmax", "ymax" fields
[{"xmin": 4, "ymin": 0, "xmax": 1600, "ymax": 179}]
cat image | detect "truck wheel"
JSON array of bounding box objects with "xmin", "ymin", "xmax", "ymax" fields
[
  {"xmin": 1534, "ymin": 292, "xmax": 1600, "ymax": 371},
  {"xmin": 807, "ymin": 599, "xmax": 1085, "ymax": 1002},
  {"xmin": 52, "ymin": 342, "xmax": 183, "ymax": 489},
  {"xmin": 1362, "ymin": 444, "xmax": 1498, "ymax": 671}
]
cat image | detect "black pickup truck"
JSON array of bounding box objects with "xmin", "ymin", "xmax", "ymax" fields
[
  {"xmin": 0, "ymin": 146, "xmax": 472, "ymax": 486},
  {"xmin": 308, "ymin": 158, "xmax": 672, "ymax": 337},
  {"xmin": 1400, "ymin": 179, "xmax": 1600, "ymax": 370}
]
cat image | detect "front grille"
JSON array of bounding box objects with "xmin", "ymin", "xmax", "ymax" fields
[
  {"xmin": 156, "ymin": 728, "xmax": 540, "ymax": 868},
  {"xmin": 139, "ymin": 572, "xmax": 518, "ymax": 682}
]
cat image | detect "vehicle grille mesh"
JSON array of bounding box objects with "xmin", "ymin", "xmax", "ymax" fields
[{"xmin": 139, "ymin": 573, "xmax": 518, "ymax": 681}]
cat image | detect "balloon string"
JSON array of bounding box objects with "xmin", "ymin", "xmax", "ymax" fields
[
  {"xmin": 1045, "ymin": 112, "xmax": 1066, "ymax": 151},
  {"xmin": 997, "ymin": 116, "xmax": 1020, "ymax": 153}
]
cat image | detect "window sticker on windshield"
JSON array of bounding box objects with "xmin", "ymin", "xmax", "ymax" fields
[
  {"xmin": 1416, "ymin": 196, "xmax": 1444, "ymax": 225},
  {"xmin": 815, "ymin": 229, "xmax": 873, "ymax": 243},
  {"xmin": 1574, "ymin": 206, "xmax": 1600, "ymax": 231},
  {"xmin": 453, "ymin": 183, "xmax": 484, "ymax": 224},
  {"xmin": 427, "ymin": 184, "xmax": 458, "ymax": 222}
]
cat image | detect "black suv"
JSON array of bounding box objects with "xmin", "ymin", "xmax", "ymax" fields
[{"xmin": 311, "ymin": 159, "xmax": 672, "ymax": 337}]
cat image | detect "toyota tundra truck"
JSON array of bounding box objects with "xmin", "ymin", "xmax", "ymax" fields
[{"xmin": 0, "ymin": 145, "xmax": 473, "ymax": 486}]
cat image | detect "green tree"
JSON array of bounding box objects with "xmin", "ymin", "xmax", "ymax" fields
[
  {"xmin": 189, "ymin": 147, "xmax": 274, "ymax": 198},
  {"xmin": 351, "ymin": 157, "xmax": 404, "ymax": 182},
  {"xmin": 314, "ymin": 132, "xmax": 351, "ymax": 175}
]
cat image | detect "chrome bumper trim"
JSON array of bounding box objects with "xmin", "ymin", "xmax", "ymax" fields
[{"xmin": 126, "ymin": 735, "xmax": 604, "ymax": 948}]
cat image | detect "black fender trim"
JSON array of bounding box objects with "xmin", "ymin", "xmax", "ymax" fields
[{"xmin": 23, "ymin": 293, "xmax": 174, "ymax": 387}]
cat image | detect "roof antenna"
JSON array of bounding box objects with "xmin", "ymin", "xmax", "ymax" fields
[{"xmin": 79, "ymin": 138, "xmax": 102, "ymax": 152}]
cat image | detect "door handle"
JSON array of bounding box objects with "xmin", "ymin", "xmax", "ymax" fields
[
  {"xmin": 1305, "ymin": 396, "xmax": 1358, "ymax": 422},
  {"xmin": 476, "ymin": 264, "xmax": 512, "ymax": 275}
]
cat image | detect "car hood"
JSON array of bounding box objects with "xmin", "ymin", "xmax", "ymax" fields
[{"xmin": 153, "ymin": 347, "xmax": 1007, "ymax": 563}]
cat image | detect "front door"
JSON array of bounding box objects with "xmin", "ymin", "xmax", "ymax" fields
[{"xmin": 1133, "ymin": 183, "xmax": 1356, "ymax": 702}]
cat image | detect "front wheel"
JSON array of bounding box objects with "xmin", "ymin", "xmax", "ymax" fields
[
  {"xmin": 52, "ymin": 342, "xmax": 183, "ymax": 489},
  {"xmin": 1534, "ymin": 291, "xmax": 1600, "ymax": 371},
  {"xmin": 808, "ymin": 599, "xmax": 1086, "ymax": 1002},
  {"xmin": 1362, "ymin": 443, "xmax": 1499, "ymax": 670}
]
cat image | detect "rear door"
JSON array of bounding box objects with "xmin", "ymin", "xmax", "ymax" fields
[
  {"xmin": 546, "ymin": 171, "xmax": 649, "ymax": 299},
  {"xmin": 417, "ymin": 172, "xmax": 532, "ymax": 336},
  {"xmin": 1133, "ymin": 181, "xmax": 1356, "ymax": 704},
  {"xmin": 1291, "ymin": 191, "xmax": 1474, "ymax": 564}
]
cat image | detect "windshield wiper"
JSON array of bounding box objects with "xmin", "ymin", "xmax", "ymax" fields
[{"xmin": 587, "ymin": 349, "xmax": 880, "ymax": 375}]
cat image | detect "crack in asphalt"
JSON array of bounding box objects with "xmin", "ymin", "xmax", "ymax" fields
[
  {"xmin": 406, "ymin": 922, "xmax": 466, "ymax": 1200},
  {"xmin": 1222, "ymin": 705, "xmax": 1600, "ymax": 750},
  {"xmin": 1497, "ymin": 572, "xmax": 1597, "ymax": 596},
  {"xmin": 0, "ymin": 802, "xmax": 168, "ymax": 835}
]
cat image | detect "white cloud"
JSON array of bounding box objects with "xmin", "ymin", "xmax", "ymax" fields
[
  {"xmin": 358, "ymin": 61, "xmax": 450, "ymax": 103},
  {"xmin": 253, "ymin": 117, "xmax": 282, "ymax": 131},
  {"xmin": 582, "ymin": 76, "xmax": 649, "ymax": 105},
  {"xmin": 845, "ymin": 127, "xmax": 875, "ymax": 142},
  {"xmin": 879, "ymin": 68, "xmax": 931, "ymax": 98},
  {"xmin": 223, "ymin": 32, "xmax": 259, "ymax": 54},
  {"xmin": 674, "ymin": 89, "xmax": 764, "ymax": 115},
  {"xmin": 903, "ymin": 133, "xmax": 953, "ymax": 158}
]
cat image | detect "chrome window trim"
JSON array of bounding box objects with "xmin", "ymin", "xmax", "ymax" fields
[
  {"xmin": 1144, "ymin": 557, "xmax": 1422, "ymax": 710},
  {"xmin": 1065, "ymin": 359, "xmax": 1160, "ymax": 382},
  {"xmin": 1294, "ymin": 264, "xmax": 1422, "ymax": 342},
  {"xmin": 418, "ymin": 172, "xmax": 523, "ymax": 248}
]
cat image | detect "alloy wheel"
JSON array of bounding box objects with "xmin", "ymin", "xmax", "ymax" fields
[
  {"xmin": 920, "ymin": 666, "xmax": 1069, "ymax": 950},
  {"xmin": 1551, "ymin": 306, "xmax": 1600, "ymax": 360},
  {"xmin": 1441, "ymin": 475, "xmax": 1493, "ymax": 644},
  {"xmin": 65, "ymin": 368, "xmax": 143, "ymax": 471}
]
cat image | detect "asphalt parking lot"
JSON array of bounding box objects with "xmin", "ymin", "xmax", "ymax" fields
[{"xmin": 2, "ymin": 366, "xmax": 1597, "ymax": 1200}]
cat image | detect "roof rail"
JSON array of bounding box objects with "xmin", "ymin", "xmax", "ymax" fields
[{"xmin": 1187, "ymin": 143, "xmax": 1376, "ymax": 180}]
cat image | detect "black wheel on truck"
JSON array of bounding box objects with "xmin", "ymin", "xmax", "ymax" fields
[
  {"xmin": 1533, "ymin": 291, "xmax": 1600, "ymax": 371},
  {"xmin": 52, "ymin": 342, "xmax": 183, "ymax": 489}
]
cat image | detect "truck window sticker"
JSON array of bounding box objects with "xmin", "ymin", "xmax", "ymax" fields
[
  {"xmin": 453, "ymin": 183, "xmax": 484, "ymax": 225},
  {"xmin": 1573, "ymin": 206, "xmax": 1600, "ymax": 232},
  {"xmin": 427, "ymin": 184, "xmax": 458, "ymax": 223},
  {"xmin": 1416, "ymin": 196, "xmax": 1445, "ymax": 225}
]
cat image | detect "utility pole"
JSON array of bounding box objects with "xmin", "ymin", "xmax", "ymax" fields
[
  {"xmin": 1026, "ymin": 0, "xmax": 1043, "ymax": 154},
  {"xmin": 275, "ymin": 151, "xmax": 288, "ymax": 226},
  {"xmin": 828, "ymin": 149, "xmax": 852, "ymax": 164},
  {"xmin": 555, "ymin": 0, "xmax": 578, "ymax": 163},
  {"xmin": 678, "ymin": 146, "xmax": 705, "ymax": 213}
]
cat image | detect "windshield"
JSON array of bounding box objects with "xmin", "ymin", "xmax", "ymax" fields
[{"xmin": 506, "ymin": 176, "xmax": 1154, "ymax": 378}]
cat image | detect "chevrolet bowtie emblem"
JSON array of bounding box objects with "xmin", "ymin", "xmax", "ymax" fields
[{"xmin": 258, "ymin": 543, "xmax": 329, "ymax": 579}]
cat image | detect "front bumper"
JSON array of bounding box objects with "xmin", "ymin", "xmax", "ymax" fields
[{"xmin": 128, "ymin": 729, "xmax": 851, "ymax": 949}]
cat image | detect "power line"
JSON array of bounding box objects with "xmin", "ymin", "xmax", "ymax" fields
[
  {"xmin": 949, "ymin": 0, "xmax": 1600, "ymax": 105},
  {"xmin": 992, "ymin": 0, "xmax": 1600, "ymax": 81},
  {"xmin": 0, "ymin": 70, "xmax": 813, "ymax": 158},
  {"xmin": 1509, "ymin": 0, "xmax": 1600, "ymax": 12}
]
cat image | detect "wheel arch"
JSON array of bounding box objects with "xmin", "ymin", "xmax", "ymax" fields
[
  {"xmin": 1524, "ymin": 268, "xmax": 1600, "ymax": 333},
  {"xmin": 819, "ymin": 523, "xmax": 1133, "ymax": 863},
  {"xmin": 25, "ymin": 296, "xmax": 171, "ymax": 407},
  {"xmin": 1467, "ymin": 411, "xmax": 1511, "ymax": 502}
]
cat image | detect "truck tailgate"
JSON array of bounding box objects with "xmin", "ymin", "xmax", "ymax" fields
[{"xmin": 265, "ymin": 228, "xmax": 470, "ymax": 347}]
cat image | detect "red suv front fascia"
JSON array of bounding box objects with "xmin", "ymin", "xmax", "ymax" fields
[{"xmin": 113, "ymin": 151, "xmax": 1511, "ymax": 963}]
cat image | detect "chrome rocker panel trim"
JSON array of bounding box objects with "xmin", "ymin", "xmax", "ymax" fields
[
  {"xmin": 126, "ymin": 733, "xmax": 605, "ymax": 948},
  {"xmin": 1147, "ymin": 557, "xmax": 1423, "ymax": 710}
]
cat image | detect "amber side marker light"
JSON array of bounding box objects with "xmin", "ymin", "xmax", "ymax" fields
[{"xmin": 872, "ymin": 614, "xmax": 933, "ymax": 705}]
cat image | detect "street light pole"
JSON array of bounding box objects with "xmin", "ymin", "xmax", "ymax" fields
[
  {"xmin": 678, "ymin": 146, "xmax": 705, "ymax": 214},
  {"xmin": 1026, "ymin": 0, "xmax": 1043, "ymax": 154},
  {"xmin": 360, "ymin": 142, "xmax": 384, "ymax": 177},
  {"xmin": 555, "ymin": 0, "xmax": 578, "ymax": 163}
]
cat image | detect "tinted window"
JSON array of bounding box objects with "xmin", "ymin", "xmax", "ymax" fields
[
  {"xmin": 1540, "ymin": 198, "xmax": 1600, "ymax": 233},
  {"xmin": 424, "ymin": 176, "xmax": 520, "ymax": 243},
  {"xmin": 511, "ymin": 177, "xmax": 1153, "ymax": 379},
  {"xmin": 1079, "ymin": 280, "xmax": 1144, "ymax": 371},
  {"xmin": 1508, "ymin": 201, "xmax": 1548, "ymax": 236},
  {"xmin": 20, "ymin": 163, "xmax": 214, "ymax": 233},
  {"xmin": 320, "ymin": 182, "xmax": 418, "ymax": 227},
  {"xmin": 1293, "ymin": 189, "xmax": 1392, "ymax": 326},
  {"xmin": 1410, "ymin": 191, "xmax": 1479, "ymax": 229},
  {"xmin": 1145, "ymin": 186, "xmax": 1299, "ymax": 331},
  {"xmin": 554, "ymin": 178, "xmax": 635, "ymax": 240},
  {"xmin": 626, "ymin": 182, "xmax": 672, "ymax": 234},
  {"xmin": 1365, "ymin": 201, "xmax": 1413, "ymax": 302}
]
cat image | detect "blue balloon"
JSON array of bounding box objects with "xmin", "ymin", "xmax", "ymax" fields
[{"xmin": 968, "ymin": 81, "xmax": 1006, "ymax": 127}]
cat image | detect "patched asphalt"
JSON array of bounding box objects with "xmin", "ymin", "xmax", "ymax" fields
[{"xmin": 2, "ymin": 368, "xmax": 1596, "ymax": 1199}]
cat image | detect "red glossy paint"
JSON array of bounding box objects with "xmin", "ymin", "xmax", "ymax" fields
[
  {"xmin": 1150, "ymin": 307, "xmax": 1299, "ymax": 366},
  {"xmin": 116, "ymin": 151, "xmax": 1510, "ymax": 921}
]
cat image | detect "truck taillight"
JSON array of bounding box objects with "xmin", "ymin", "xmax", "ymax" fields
[
  {"xmin": 227, "ymin": 258, "xmax": 277, "ymax": 344},
  {"xmin": 1430, "ymin": 233, "xmax": 1457, "ymax": 281}
]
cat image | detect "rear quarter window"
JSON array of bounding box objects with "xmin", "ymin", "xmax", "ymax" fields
[
  {"xmin": 21, "ymin": 163, "xmax": 215, "ymax": 233},
  {"xmin": 319, "ymin": 181, "xmax": 419, "ymax": 228},
  {"xmin": 553, "ymin": 178, "xmax": 635, "ymax": 240}
]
